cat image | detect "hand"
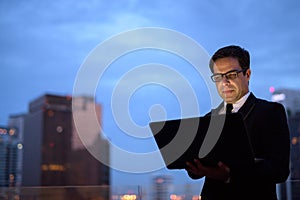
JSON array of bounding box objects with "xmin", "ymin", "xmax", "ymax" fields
[{"xmin": 186, "ymin": 159, "xmax": 230, "ymax": 182}]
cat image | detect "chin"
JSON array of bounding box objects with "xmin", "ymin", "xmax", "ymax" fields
[{"xmin": 224, "ymin": 97, "xmax": 235, "ymax": 103}]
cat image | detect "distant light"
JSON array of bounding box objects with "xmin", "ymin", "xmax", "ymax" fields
[
  {"xmin": 9, "ymin": 174, "xmax": 15, "ymax": 181},
  {"xmin": 271, "ymin": 93, "xmax": 286, "ymax": 102},
  {"xmin": 47, "ymin": 110, "xmax": 54, "ymax": 117},
  {"xmin": 121, "ymin": 194, "xmax": 137, "ymax": 200},
  {"xmin": 9, "ymin": 128, "xmax": 16, "ymax": 136},
  {"xmin": 192, "ymin": 196, "xmax": 201, "ymax": 200},
  {"xmin": 192, "ymin": 195, "xmax": 201, "ymax": 200},
  {"xmin": 56, "ymin": 126, "xmax": 63, "ymax": 133},
  {"xmin": 17, "ymin": 143, "xmax": 23, "ymax": 149},
  {"xmin": 170, "ymin": 194, "xmax": 185, "ymax": 200},
  {"xmin": 0, "ymin": 128, "xmax": 7, "ymax": 134},
  {"xmin": 269, "ymin": 86, "xmax": 275, "ymax": 93},
  {"xmin": 66, "ymin": 95, "xmax": 72, "ymax": 100},
  {"xmin": 291, "ymin": 137, "xmax": 298, "ymax": 145},
  {"xmin": 156, "ymin": 178, "xmax": 164, "ymax": 183}
]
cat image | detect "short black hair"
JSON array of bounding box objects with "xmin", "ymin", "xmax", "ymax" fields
[{"xmin": 209, "ymin": 45, "xmax": 250, "ymax": 73}]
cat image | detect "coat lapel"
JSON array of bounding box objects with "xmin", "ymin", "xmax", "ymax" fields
[
  {"xmin": 237, "ymin": 93, "xmax": 257, "ymax": 120},
  {"xmin": 209, "ymin": 92, "xmax": 257, "ymax": 120}
]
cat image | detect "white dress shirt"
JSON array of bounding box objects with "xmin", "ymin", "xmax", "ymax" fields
[{"xmin": 219, "ymin": 92, "xmax": 251, "ymax": 115}]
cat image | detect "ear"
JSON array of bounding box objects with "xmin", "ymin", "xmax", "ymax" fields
[{"xmin": 246, "ymin": 69, "xmax": 251, "ymax": 79}]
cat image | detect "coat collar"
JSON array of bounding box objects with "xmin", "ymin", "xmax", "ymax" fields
[{"xmin": 211, "ymin": 92, "xmax": 257, "ymax": 120}]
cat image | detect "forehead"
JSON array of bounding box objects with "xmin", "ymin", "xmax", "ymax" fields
[{"xmin": 213, "ymin": 57, "xmax": 242, "ymax": 73}]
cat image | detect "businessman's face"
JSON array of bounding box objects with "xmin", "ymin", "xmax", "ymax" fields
[{"xmin": 212, "ymin": 57, "xmax": 251, "ymax": 104}]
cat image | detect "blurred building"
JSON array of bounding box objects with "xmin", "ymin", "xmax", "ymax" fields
[
  {"xmin": 70, "ymin": 95, "xmax": 110, "ymax": 186},
  {"xmin": 271, "ymin": 88, "xmax": 300, "ymax": 117},
  {"xmin": 152, "ymin": 175, "xmax": 172, "ymax": 200},
  {"xmin": 0, "ymin": 126, "xmax": 22, "ymax": 187},
  {"xmin": 8, "ymin": 94, "xmax": 110, "ymax": 187},
  {"xmin": 111, "ymin": 185, "xmax": 142, "ymax": 200},
  {"xmin": 271, "ymin": 88, "xmax": 300, "ymax": 200},
  {"xmin": 286, "ymin": 112, "xmax": 300, "ymax": 200}
]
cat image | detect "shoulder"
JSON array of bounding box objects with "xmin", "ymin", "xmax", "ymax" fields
[
  {"xmin": 253, "ymin": 96, "xmax": 287, "ymax": 116},
  {"xmin": 255, "ymin": 97, "xmax": 285, "ymax": 109}
]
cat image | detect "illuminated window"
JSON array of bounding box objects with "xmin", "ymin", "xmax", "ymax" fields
[
  {"xmin": 121, "ymin": 194, "xmax": 137, "ymax": 200},
  {"xmin": 9, "ymin": 128, "xmax": 16, "ymax": 136},
  {"xmin": 47, "ymin": 110, "xmax": 54, "ymax": 117},
  {"xmin": 291, "ymin": 137, "xmax": 298, "ymax": 145},
  {"xmin": 56, "ymin": 126, "xmax": 63, "ymax": 133},
  {"xmin": 41, "ymin": 164, "xmax": 65, "ymax": 171}
]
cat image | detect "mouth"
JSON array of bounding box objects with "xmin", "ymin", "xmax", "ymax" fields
[{"xmin": 222, "ymin": 89, "xmax": 234, "ymax": 95}]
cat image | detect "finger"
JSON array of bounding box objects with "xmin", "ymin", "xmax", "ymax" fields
[
  {"xmin": 218, "ymin": 161, "xmax": 230, "ymax": 172},
  {"xmin": 193, "ymin": 159, "xmax": 202, "ymax": 166},
  {"xmin": 186, "ymin": 162, "xmax": 197, "ymax": 171},
  {"xmin": 194, "ymin": 159, "xmax": 206, "ymax": 169},
  {"xmin": 185, "ymin": 165, "xmax": 200, "ymax": 176}
]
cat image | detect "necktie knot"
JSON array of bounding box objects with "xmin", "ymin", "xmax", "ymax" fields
[{"xmin": 226, "ymin": 104, "xmax": 233, "ymax": 114}]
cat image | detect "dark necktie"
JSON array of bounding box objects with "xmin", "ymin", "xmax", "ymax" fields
[{"xmin": 226, "ymin": 104, "xmax": 233, "ymax": 114}]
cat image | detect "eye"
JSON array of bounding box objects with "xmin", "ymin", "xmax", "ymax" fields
[
  {"xmin": 213, "ymin": 75, "xmax": 223, "ymax": 81},
  {"xmin": 226, "ymin": 72, "xmax": 237, "ymax": 79}
]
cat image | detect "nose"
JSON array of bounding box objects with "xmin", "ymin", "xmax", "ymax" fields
[{"xmin": 221, "ymin": 76, "xmax": 230, "ymax": 85}]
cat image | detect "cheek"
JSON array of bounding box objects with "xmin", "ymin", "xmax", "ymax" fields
[
  {"xmin": 216, "ymin": 84, "xmax": 223, "ymax": 94},
  {"xmin": 238, "ymin": 79, "xmax": 248, "ymax": 89}
]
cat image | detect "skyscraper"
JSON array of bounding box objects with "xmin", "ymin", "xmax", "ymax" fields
[
  {"xmin": 9, "ymin": 94, "xmax": 110, "ymax": 187},
  {"xmin": 0, "ymin": 126, "xmax": 22, "ymax": 187},
  {"xmin": 70, "ymin": 95, "xmax": 110, "ymax": 186},
  {"xmin": 287, "ymin": 113, "xmax": 300, "ymax": 200},
  {"xmin": 152, "ymin": 175, "xmax": 172, "ymax": 200}
]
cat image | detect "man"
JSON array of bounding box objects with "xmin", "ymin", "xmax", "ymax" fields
[{"xmin": 185, "ymin": 45, "xmax": 290, "ymax": 200}]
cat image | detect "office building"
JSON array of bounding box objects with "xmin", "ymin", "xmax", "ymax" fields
[
  {"xmin": 271, "ymin": 88, "xmax": 300, "ymax": 200},
  {"xmin": 287, "ymin": 113, "xmax": 300, "ymax": 200},
  {"xmin": 271, "ymin": 88, "xmax": 300, "ymax": 117},
  {"xmin": 9, "ymin": 94, "xmax": 110, "ymax": 187},
  {"xmin": 0, "ymin": 126, "xmax": 22, "ymax": 187},
  {"xmin": 152, "ymin": 175, "xmax": 172, "ymax": 200},
  {"xmin": 70, "ymin": 95, "xmax": 110, "ymax": 186}
]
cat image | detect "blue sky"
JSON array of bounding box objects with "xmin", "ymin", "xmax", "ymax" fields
[{"xmin": 1, "ymin": 0, "xmax": 300, "ymax": 191}]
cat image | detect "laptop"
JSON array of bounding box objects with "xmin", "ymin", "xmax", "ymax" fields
[{"xmin": 149, "ymin": 113, "xmax": 254, "ymax": 170}]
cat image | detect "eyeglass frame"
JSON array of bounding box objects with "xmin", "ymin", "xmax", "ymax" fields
[{"xmin": 210, "ymin": 68, "xmax": 248, "ymax": 82}]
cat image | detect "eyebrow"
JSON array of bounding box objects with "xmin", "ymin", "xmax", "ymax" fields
[{"xmin": 213, "ymin": 69, "xmax": 240, "ymax": 75}]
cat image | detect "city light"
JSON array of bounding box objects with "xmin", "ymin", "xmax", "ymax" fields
[
  {"xmin": 170, "ymin": 194, "xmax": 201, "ymax": 200},
  {"xmin": 120, "ymin": 194, "xmax": 137, "ymax": 200},
  {"xmin": 271, "ymin": 93, "xmax": 286, "ymax": 102},
  {"xmin": 0, "ymin": 128, "xmax": 7, "ymax": 134},
  {"xmin": 41, "ymin": 164, "xmax": 66, "ymax": 171},
  {"xmin": 269, "ymin": 86, "xmax": 275, "ymax": 93},
  {"xmin": 17, "ymin": 143, "xmax": 23, "ymax": 149},
  {"xmin": 291, "ymin": 137, "xmax": 299, "ymax": 145},
  {"xmin": 0, "ymin": 127, "xmax": 17, "ymax": 135},
  {"xmin": 170, "ymin": 194, "xmax": 181, "ymax": 200},
  {"xmin": 9, "ymin": 128, "xmax": 16, "ymax": 136}
]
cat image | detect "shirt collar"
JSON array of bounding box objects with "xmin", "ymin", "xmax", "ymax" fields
[{"xmin": 222, "ymin": 92, "xmax": 250, "ymax": 114}]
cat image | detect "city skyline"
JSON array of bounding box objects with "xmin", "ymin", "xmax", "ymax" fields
[
  {"xmin": 2, "ymin": 89, "xmax": 300, "ymax": 200},
  {"xmin": 7, "ymin": 94, "xmax": 110, "ymax": 187},
  {"xmin": 1, "ymin": 0, "xmax": 300, "ymax": 191}
]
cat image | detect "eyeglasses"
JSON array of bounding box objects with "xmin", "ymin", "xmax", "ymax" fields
[{"xmin": 211, "ymin": 69, "xmax": 247, "ymax": 82}]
